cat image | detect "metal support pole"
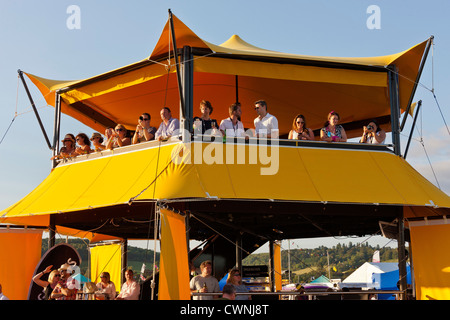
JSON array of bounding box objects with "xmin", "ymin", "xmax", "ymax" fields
[
  {"xmin": 235, "ymin": 233, "xmax": 242, "ymax": 274},
  {"xmin": 122, "ymin": 239, "xmax": 128, "ymax": 285},
  {"xmin": 389, "ymin": 68, "xmax": 401, "ymax": 156},
  {"xmin": 181, "ymin": 45, "xmax": 193, "ymax": 139},
  {"xmin": 400, "ymin": 36, "xmax": 433, "ymax": 132},
  {"xmin": 52, "ymin": 93, "xmax": 62, "ymax": 168},
  {"xmin": 269, "ymin": 240, "xmax": 275, "ymax": 292},
  {"xmin": 48, "ymin": 214, "xmax": 56, "ymax": 248},
  {"xmin": 17, "ymin": 70, "xmax": 53, "ymax": 150},
  {"xmin": 404, "ymin": 100, "xmax": 422, "ymax": 159},
  {"xmin": 397, "ymin": 216, "xmax": 407, "ymax": 300},
  {"xmin": 168, "ymin": 9, "xmax": 185, "ymax": 120}
]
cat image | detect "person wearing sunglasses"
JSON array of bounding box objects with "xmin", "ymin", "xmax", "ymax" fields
[
  {"xmin": 132, "ymin": 113, "xmax": 156, "ymax": 144},
  {"xmin": 254, "ymin": 100, "xmax": 279, "ymax": 139},
  {"xmin": 32, "ymin": 265, "xmax": 61, "ymax": 300},
  {"xmin": 226, "ymin": 269, "xmax": 251, "ymax": 300},
  {"xmin": 106, "ymin": 124, "xmax": 131, "ymax": 149},
  {"xmin": 75, "ymin": 133, "xmax": 92, "ymax": 155},
  {"xmin": 288, "ymin": 114, "xmax": 314, "ymax": 140}
]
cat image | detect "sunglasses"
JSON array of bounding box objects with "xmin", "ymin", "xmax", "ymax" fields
[
  {"xmin": 233, "ymin": 273, "xmax": 241, "ymax": 276},
  {"xmin": 139, "ymin": 116, "xmax": 150, "ymax": 121},
  {"xmin": 116, "ymin": 128, "xmax": 124, "ymax": 132}
]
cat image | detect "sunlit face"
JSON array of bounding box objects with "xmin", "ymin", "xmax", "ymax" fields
[
  {"xmin": 115, "ymin": 126, "xmax": 125, "ymax": 136},
  {"xmin": 329, "ymin": 115, "xmax": 339, "ymax": 126},
  {"xmin": 233, "ymin": 106, "xmax": 242, "ymax": 118},
  {"xmin": 254, "ymin": 103, "xmax": 265, "ymax": 116},
  {"xmin": 200, "ymin": 104, "xmax": 210, "ymax": 116},
  {"xmin": 201, "ymin": 264, "xmax": 212, "ymax": 276},
  {"xmin": 296, "ymin": 117, "xmax": 305, "ymax": 129},
  {"xmin": 160, "ymin": 108, "xmax": 171, "ymax": 121},
  {"xmin": 125, "ymin": 270, "xmax": 133, "ymax": 281}
]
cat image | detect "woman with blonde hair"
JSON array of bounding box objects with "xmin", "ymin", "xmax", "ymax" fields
[
  {"xmin": 226, "ymin": 269, "xmax": 251, "ymax": 300},
  {"xmin": 288, "ymin": 114, "xmax": 314, "ymax": 140},
  {"xmin": 32, "ymin": 265, "xmax": 61, "ymax": 300},
  {"xmin": 95, "ymin": 272, "xmax": 116, "ymax": 300},
  {"xmin": 106, "ymin": 124, "xmax": 131, "ymax": 149}
]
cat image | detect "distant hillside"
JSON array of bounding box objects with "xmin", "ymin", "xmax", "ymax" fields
[{"xmin": 243, "ymin": 242, "xmax": 398, "ymax": 283}]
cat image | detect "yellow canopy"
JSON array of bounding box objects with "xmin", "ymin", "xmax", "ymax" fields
[
  {"xmin": 23, "ymin": 14, "xmax": 430, "ymax": 138},
  {"xmin": 2, "ymin": 142, "xmax": 449, "ymax": 227}
]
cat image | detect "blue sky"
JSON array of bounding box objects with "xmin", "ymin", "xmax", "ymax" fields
[{"xmin": 0, "ymin": 1, "xmax": 449, "ymax": 250}]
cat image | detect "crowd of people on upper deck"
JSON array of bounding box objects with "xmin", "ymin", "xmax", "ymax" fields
[{"xmin": 52, "ymin": 99, "xmax": 386, "ymax": 160}]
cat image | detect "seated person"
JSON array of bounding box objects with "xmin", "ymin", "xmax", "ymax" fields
[
  {"xmin": 132, "ymin": 113, "xmax": 157, "ymax": 144},
  {"xmin": 219, "ymin": 103, "xmax": 246, "ymax": 138},
  {"xmin": 193, "ymin": 100, "xmax": 219, "ymax": 134},
  {"xmin": 254, "ymin": 100, "xmax": 279, "ymax": 139},
  {"xmin": 106, "ymin": 124, "xmax": 131, "ymax": 149},
  {"xmin": 75, "ymin": 133, "xmax": 92, "ymax": 155},
  {"xmin": 51, "ymin": 134, "xmax": 77, "ymax": 159},
  {"xmin": 360, "ymin": 120, "xmax": 386, "ymax": 144},
  {"xmin": 288, "ymin": 114, "xmax": 314, "ymax": 140},
  {"xmin": 95, "ymin": 272, "xmax": 116, "ymax": 300},
  {"xmin": 155, "ymin": 107, "xmax": 180, "ymax": 141},
  {"xmin": 320, "ymin": 111, "xmax": 347, "ymax": 142},
  {"xmin": 90, "ymin": 132, "xmax": 105, "ymax": 152},
  {"xmin": 116, "ymin": 269, "xmax": 140, "ymax": 300}
]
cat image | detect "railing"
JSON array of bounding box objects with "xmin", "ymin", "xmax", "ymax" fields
[
  {"xmin": 54, "ymin": 134, "xmax": 394, "ymax": 167},
  {"xmin": 191, "ymin": 290, "xmax": 404, "ymax": 300}
]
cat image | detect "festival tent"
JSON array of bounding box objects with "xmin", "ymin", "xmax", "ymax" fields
[
  {"xmin": 372, "ymin": 266, "xmax": 412, "ymax": 300},
  {"xmin": 1, "ymin": 12, "xmax": 449, "ymax": 299},
  {"xmin": 342, "ymin": 262, "xmax": 400, "ymax": 288}
]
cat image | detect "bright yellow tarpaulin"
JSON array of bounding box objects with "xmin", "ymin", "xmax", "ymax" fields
[
  {"xmin": 90, "ymin": 243, "xmax": 122, "ymax": 293},
  {"xmin": 0, "ymin": 229, "xmax": 42, "ymax": 300},
  {"xmin": 410, "ymin": 221, "xmax": 450, "ymax": 300},
  {"xmin": 158, "ymin": 207, "xmax": 190, "ymax": 300}
]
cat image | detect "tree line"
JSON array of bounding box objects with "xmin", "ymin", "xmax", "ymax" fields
[{"xmin": 243, "ymin": 242, "xmax": 398, "ymax": 283}]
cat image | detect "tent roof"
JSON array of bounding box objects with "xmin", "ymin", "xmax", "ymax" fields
[
  {"xmin": 343, "ymin": 262, "xmax": 399, "ymax": 284},
  {"xmin": 22, "ymin": 14, "xmax": 431, "ymax": 138},
  {"xmin": 310, "ymin": 275, "xmax": 331, "ymax": 284}
]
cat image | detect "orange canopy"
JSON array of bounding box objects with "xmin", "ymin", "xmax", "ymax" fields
[{"xmin": 22, "ymin": 14, "xmax": 431, "ymax": 138}]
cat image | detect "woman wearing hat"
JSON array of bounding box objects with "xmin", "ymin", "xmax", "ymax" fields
[
  {"xmin": 90, "ymin": 132, "xmax": 105, "ymax": 152},
  {"xmin": 51, "ymin": 134, "xmax": 77, "ymax": 159}
]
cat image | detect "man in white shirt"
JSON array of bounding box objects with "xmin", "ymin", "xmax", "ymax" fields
[
  {"xmin": 155, "ymin": 107, "xmax": 180, "ymax": 141},
  {"xmin": 254, "ymin": 100, "xmax": 278, "ymax": 138},
  {"xmin": 219, "ymin": 103, "xmax": 246, "ymax": 138},
  {"xmin": 116, "ymin": 269, "xmax": 140, "ymax": 300}
]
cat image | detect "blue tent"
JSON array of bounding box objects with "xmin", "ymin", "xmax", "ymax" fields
[{"xmin": 372, "ymin": 266, "xmax": 411, "ymax": 300}]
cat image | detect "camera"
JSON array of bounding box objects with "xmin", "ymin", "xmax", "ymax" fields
[{"xmin": 366, "ymin": 125, "xmax": 373, "ymax": 130}]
